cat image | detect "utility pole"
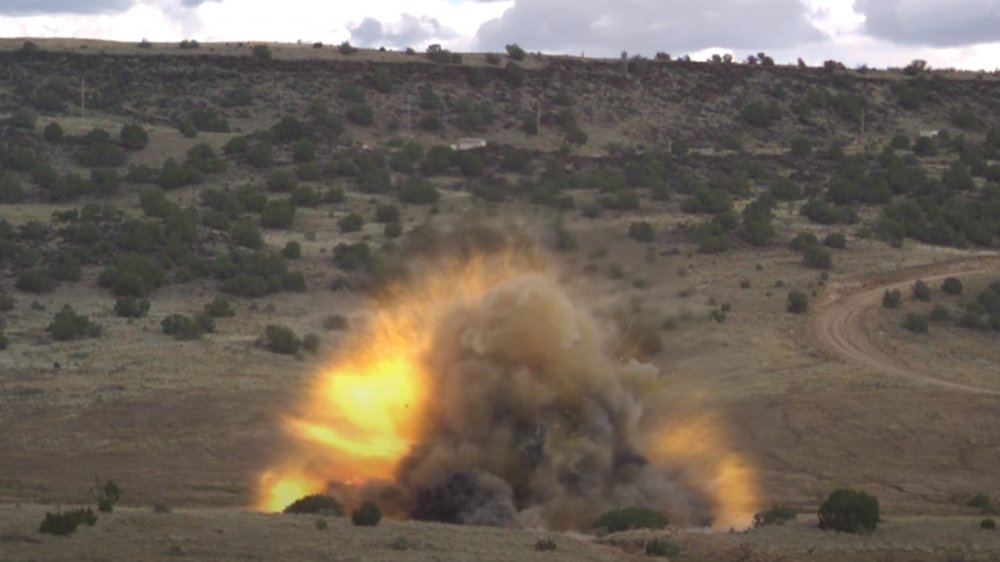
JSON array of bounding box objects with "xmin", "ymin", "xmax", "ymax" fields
[
  {"xmin": 536, "ymin": 98, "xmax": 541, "ymax": 135},
  {"xmin": 860, "ymin": 107, "xmax": 867, "ymax": 152},
  {"xmin": 406, "ymin": 94, "xmax": 412, "ymax": 139}
]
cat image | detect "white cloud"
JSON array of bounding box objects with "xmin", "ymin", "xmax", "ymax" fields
[{"xmin": 0, "ymin": 0, "xmax": 996, "ymax": 70}]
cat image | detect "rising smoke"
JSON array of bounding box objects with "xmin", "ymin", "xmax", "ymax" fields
[{"xmin": 258, "ymin": 231, "xmax": 756, "ymax": 530}]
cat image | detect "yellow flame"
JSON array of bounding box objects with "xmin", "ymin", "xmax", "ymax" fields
[
  {"xmin": 650, "ymin": 412, "xmax": 760, "ymax": 529},
  {"xmin": 255, "ymin": 251, "xmax": 539, "ymax": 511}
]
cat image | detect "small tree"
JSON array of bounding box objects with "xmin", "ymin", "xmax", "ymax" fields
[
  {"xmin": 787, "ymin": 291, "xmax": 808, "ymax": 314},
  {"xmin": 505, "ymin": 43, "xmax": 526, "ymax": 61},
  {"xmin": 281, "ymin": 240, "xmax": 301, "ymax": 259},
  {"xmin": 627, "ymin": 221, "xmax": 655, "ymax": 242},
  {"xmin": 912, "ymin": 280, "xmax": 931, "ymax": 302},
  {"xmin": 817, "ymin": 489, "xmax": 879, "ymax": 533},
  {"xmin": 823, "ymin": 233, "xmax": 847, "ymax": 249},
  {"xmin": 942, "ymin": 277, "xmax": 963, "ymax": 295},
  {"xmin": 114, "ymin": 296, "xmax": 150, "ymax": 318},
  {"xmin": 120, "ymin": 123, "xmax": 149, "ymax": 150},
  {"xmin": 94, "ymin": 479, "xmax": 122, "ymax": 513},
  {"xmin": 43, "ymin": 122, "xmax": 64, "ymax": 143},
  {"xmin": 161, "ymin": 314, "xmax": 203, "ymax": 340},
  {"xmin": 204, "ymin": 296, "xmax": 235, "ymax": 318},
  {"xmin": 338, "ymin": 213, "xmax": 364, "ymax": 233},
  {"xmin": 283, "ymin": 494, "xmax": 342, "ymax": 515},
  {"xmin": 49, "ymin": 306, "xmax": 101, "ymax": 340},
  {"xmin": 252, "ymin": 44, "xmax": 272, "ymax": 60},
  {"xmin": 264, "ymin": 324, "xmax": 300, "ymax": 354},
  {"xmin": 338, "ymin": 41, "xmax": 357, "ymax": 55},
  {"xmin": 351, "ymin": 501, "xmax": 382, "ymax": 526},
  {"xmin": 753, "ymin": 504, "xmax": 797, "ymax": 528},
  {"xmin": 882, "ymin": 289, "xmax": 902, "ymax": 309},
  {"xmin": 803, "ymin": 244, "xmax": 832, "ymax": 270}
]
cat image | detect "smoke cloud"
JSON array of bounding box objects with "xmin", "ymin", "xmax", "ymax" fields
[{"xmin": 258, "ymin": 236, "xmax": 756, "ymax": 530}]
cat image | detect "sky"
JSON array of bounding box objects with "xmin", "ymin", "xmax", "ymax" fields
[{"xmin": 0, "ymin": 0, "xmax": 999, "ymax": 70}]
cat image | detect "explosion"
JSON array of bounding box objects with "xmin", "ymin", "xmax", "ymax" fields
[{"xmin": 256, "ymin": 245, "xmax": 758, "ymax": 529}]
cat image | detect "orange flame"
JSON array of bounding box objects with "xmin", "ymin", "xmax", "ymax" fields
[
  {"xmin": 650, "ymin": 411, "xmax": 760, "ymax": 529},
  {"xmin": 255, "ymin": 252, "xmax": 539, "ymax": 512},
  {"xmin": 255, "ymin": 248, "xmax": 760, "ymax": 527}
]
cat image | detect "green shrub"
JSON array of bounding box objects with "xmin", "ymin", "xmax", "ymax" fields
[
  {"xmin": 504, "ymin": 62, "xmax": 525, "ymax": 87},
  {"xmin": 398, "ymin": 177, "xmax": 440, "ymax": 204},
  {"xmin": 753, "ymin": 504, "xmax": 797, "ymax": 527},
  {"xmin": 158, "ymin": 158, "xmax": 201, "ymax": 189},
  {"xmin": 628, "ymin": 221, "xmax": 654, "ymax": 242},
  {"xmin": 817, "ymin": 489, "xmax": 879, "ymax": 533},
  {"xmin": 161, "ymin": 314, "xmax": 203, "ymax": 340},
  {"xmin": 43, "ymin": 121, "xmax": 64, "ymax": 143},
  {"xmin": 291, "ymin": 139, "xmax": 316, "ymax": 163},
  {"xmin": 338, "ymin": 41, "xmax": 357, "ymax": 55},
  {"xmin": 39, "ymin": 508, "xmax": 97, "ymax": 535},
  {"xmin": 120, "ymin": 123, "xmax": 149, "ymax": 150},
  {"xmin": 644, "ymin": 539, "xmax": 680, "ymax": 558},
  {"xmin": 593, "ymin": 507, "xmax": 669, "ymax": 534},
  {"xmin": 252, "ymin": 44, "xmax": 272, "ymax": 60},
  {"xmin": 16, "ymin": 269, "xmax": 57, "ymax": 294},
  {"xmin": 824, "ymin": 233, "xmax": 847, "ymax": 249},
  {"xmin": 534, "ymin": 538, "xmax": 556, "ymax": 551},
  {"xmin": 333, "ymin": 242, "xmax": 371, "ymax": 271},
  {"xmin": 264, "ymin": 324, "xmax": 300, "ymax": 354},
  {"xmin": 339, "ymin": 213, "xmax": 364, "ymax": 233},
  {"xmin": 347, "ymin": 104, "xmax": 375, "ymax": 126},
  {"xmin": 351, "ymin": 501, "xmax": 382, "ymax": 527},
  {"xmin": 261, "ymin": 200, "xmax": 296, "ymax": 229},
  {"xmin": 882, "ymin": 289, "xmax": 902, "ymax": 309},
  {"xmin": 741, "ymin": 100, "xmax": 781, "ymax": 127},
  {"xmin": 95, "ymin": 479, "xmax": 122, "ymax": 513},
  {"xmin": 231, "ymin": 221, "xmax": 264, "ymax": 249},
  {"xmin": 505, "ymin": 43, "xmax": 526, "ymax": 61},
  {"xmin": 114, "ymin": 296, "xmax": 150, "ymax": 318},
  {"xmin": 912, "ymin": 280, "xmax": 931, "ymax": 302},
  {"xmin": 179, "ymin": 39, "xmax": 200, "ymax": 49},
  {"xmin": 99, "ymin": 254, "xmax": 165, "ymax": 298},
  {"xmin": 49, "ymin": 306, "xmax": 101, "ymax": 340},
  {"xmin": 930, "ymin": 304, "xmax": 951, "ymax": 322},
  {"xmin": 968, "ymin": 493, "xmax": 994, "ymax": 513},
  {"xmin": 803, "ymin": 244, "xmax": 832, "ymax": 270},
  {"xmin": 787, "ymin": 291, "xmax": 808, "ymax": 314},
  {"xmin": 186, "ymin": 143, "xmax": 225, "ymax": 174},
  {"xmin": 48, "ymin": 252, "xmax": 82, "ymax": 282},
  {"xmin": 282, "ymin": 494, "xmax": 342, "ymax": 515},
  {"xmin": 323, "ymin": 314, "xmax": 349, "ymax": 331},
  {"xmin": 942, "ymin": 277, "xmax": 963, "ymax": 295},
  {"xmin": 204, "ymin": 296, "xmax": 235, "ymax": 318},
  {"xmin": 281, "ymin": 240, "xmax": 301, "ymax": 259},
  {"xmin": 982, "ymin": 518, "xmax": 996, "ymax": 530},
  {"xmin": 246, "ymin": 142, "xmax": 273, "ymax": 168},
  {"xmin": 267, "ymin": 170, "xmax": 298, "ymax": 192}
]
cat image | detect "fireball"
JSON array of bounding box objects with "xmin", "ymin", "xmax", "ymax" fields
[{"xmin": 255, "ymin": 245, "xmax": 759, "ymax": 529}]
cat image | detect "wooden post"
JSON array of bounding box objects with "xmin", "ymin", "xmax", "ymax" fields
[{"xmin": 80, "ymin": 78, "xmax": 86, "ymax": 118}]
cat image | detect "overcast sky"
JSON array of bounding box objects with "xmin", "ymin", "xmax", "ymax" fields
[{"xmin": 1, "ymin": 0, "xmax": 998, "ymax": 70}]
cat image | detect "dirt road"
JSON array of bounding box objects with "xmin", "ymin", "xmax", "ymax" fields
[{"xmin": 809, "ymin": 256, "xmax": 1000, "ymax": 395}]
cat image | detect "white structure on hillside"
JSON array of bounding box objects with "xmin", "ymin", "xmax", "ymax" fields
[{"xmin": 451, "ymin": 138, "xmax": 487, "ymax": 151}]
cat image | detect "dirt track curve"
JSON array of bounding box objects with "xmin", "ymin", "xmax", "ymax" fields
[{"xmin": 810, "ymin": 256, "xmax": 1000, "ymax": 395}]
